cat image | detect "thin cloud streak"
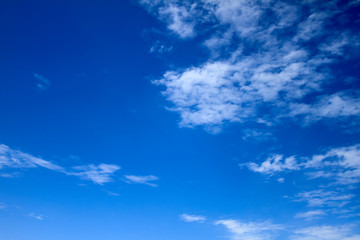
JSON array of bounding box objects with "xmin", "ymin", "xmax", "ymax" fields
[
  {"xmin": 124, "ymin": 175, "xmax": 159, "ymax": 187},
  {"xmin": 0, "ymin": 144, "xmax": 155, "ymax": 186}
]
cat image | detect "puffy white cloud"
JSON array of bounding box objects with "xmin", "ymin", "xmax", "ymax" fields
[
  {"xmin": 241, "ymin": 155, "xmax": 299, "ymax": 175},
  {"xmin": 140, "ymin": 0, "xmax": 360, "ymax": 132}
]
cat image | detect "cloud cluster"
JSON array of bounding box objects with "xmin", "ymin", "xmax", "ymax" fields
[
  {"xmin": 242, "ymin": 144, "xmax": 360, "ymax": 219},
  {"xmin": 242, "ymin": 144, "xmax": 360, "ymax": 185},
  {"xmin": 140, "ymin": 0, "xmax": 360, "ymax": 132}
]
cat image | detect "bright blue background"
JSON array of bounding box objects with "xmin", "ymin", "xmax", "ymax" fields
[{"xmin": 0, "ymin": 0, "xmax": 359, "ymax": 239}]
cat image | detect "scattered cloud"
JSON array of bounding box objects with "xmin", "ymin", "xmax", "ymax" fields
[
  {"xmin": 124, "ymin": 175, "xmax": 159, "ymax": 187},
  {"xmin": 0, "ymin": 144, "xmax": 64, "ymax": 172},
  {"xmin": 289, "ymin": 92, "xmax": 360, "ymax": 123},
  {"xmin": 103, "ymin": 190, "xmax": 120, "ymax": 196},
  {"xmin": 27, "ymin": 212, "xmax": 44, "ymax": 221},
  {"xmin": 242, "ymin": 143, "xmax": 360, "ymax": 218},
  {"xmin": 0, "ymin": 144, "xmax": 155, "ymax": 187},
  {"xmin": 0, "ymin": 172, "xmax": 20, "ymax": 178},
  {"xmin": 149, "ymin": 40, "xmax": 173, "ymax": 54},
  {"xmin": 139, "ymin": 1, "xmax": 204, "ymax": 38},
  {"xmin": 34, "ymin": 73, "xmax": 50, "ymax": 90},
  {"xmin": 178, "ymin": 213, "xmax": 360, "ymax": 240},
  {"xmin": 215, "ymin": 219, "xmax": 283, "ymax": 240},
  {"xmin": 179, "ymin": 213, "xmax": 206, "ymax": 223},
  {"xmin": 69, "ymin": 164, "xmax": 121, "ymax": 185},
  {"xmin": 241, "ymin": 155, "xmax": 299, "ymax": 175},
  {"xmin": 291, "ymin": 225, "xmax": 360, "ymax": 240},
  {"xmin": 139, "ymin": 0, "xmax": 360, "ymax": 133},
  {"xmin": 294, "ymin": 190, "xmax": 354, "ymax": 208},
  {"xmin": 242, "ymin": 143, "xmax": 360, "ymax": 185},
  {"xmin": 295, "ymin": 210, "xmax": 327, "ymax": 221},
  {"xmin": 277, "ymin": 177, "xmax": 285, "ymax": 183}
]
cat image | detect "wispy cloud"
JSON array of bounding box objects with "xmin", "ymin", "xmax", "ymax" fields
[
  {"xmin": 0, "ymin": 144, "xmax": 64, "ymax": 172},
  {"xmin": 291, "ymin": 224, "xmax": 360, "ymax": 240},
  {"xmin": 0, "ymin": 144, "xmax": 137, "ymax": 186},
  {"xmin": 140, "ymin": 1, "xmax": 202, "ymax": 38},
  {"xmin": 124, "ymin": 175, "xmax": 159, "ymax": 187},
  {"xmin": 294, "ymin": 190, "xmax": 354, "ymax": 208},
  {"xmin": 69, "ymin": 164, "xmax": 121, "ymax": 185},
  {"xmin": 289, "ymin": 92, "xmax": 360, "ymax": 123},
  {"xmin": 295, "ymin": 210, "xmax": 327, "ymax": 221},
  {"xmin": 215, "ymin": 219, "xmax": 283, "ymax": 240},
  {"xmin": 34, "ymin": 73, "xmax": 50, "ymax": 90},
  {"xmin": 149, "ymin": 40, "xmax": 173, "ymax": 54},
  {"xmin": 179, "ymin": 213, "xmax": 206, "ymax": 223},
  {"xmin": 27, "ymin": 212, "xmax": 44, "ymax": 221},
  {"xmin": 242, "ymin": 143, "xmax": 360, "ymax": 185},
  {"xmin": 178, "ymin": 213, "xmax": 360, "ymax": 239}
]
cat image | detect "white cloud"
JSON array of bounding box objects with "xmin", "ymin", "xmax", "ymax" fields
[
  {"xmin": 154, "ymin": 46, "xmax": 329, "ymax": 130},
  {"xmin": 243, "ymin": 143, "xmax": 360, "ymax": 185},
  {"xmin": 289, "ymin": 92, "xmax": 360, "ymax": 122},
  {"xmin": 0, "ymin": 144, "xmax": 123, "ymax": 185},
  {"xmin": 215, "ymin": 219, "xmax": 282, "ymax": 240},
  {"xmin": 0, "ymin": 144, "xmax": 64, "ymax": 172},
  {"xmin": 139, "ymin": 0, "xmax": 202, "ymax": 38},
  {"xmin": 158, "ymin": 3, "xmax": 197, "ymax": 38},
  {"xmin": 179, "ymin": 213, "xmax": 206, "ymax": 223},
  {"xmin": 149, "ymin": 40, "xmax": 173, "ymax": 54},
  {"xmin": 294, "ymin": 12, "xmax": 330, "ymax": 41},
  {"xmin": 124, "ymin": 175, "xmax": 159, "ymax": 187},
  {"xmin": 241, "ymin": 155, "xmax": 299, "ymax": 175},
  {"xmin": 178, "ymin": 213, "xmax": 360, "ymax": 240},
  {"xmin": 69, "ymin": 164, "xmax": 121, "ymax": 185},
  {"xmin": 291, "ymin": 225, "xmax": 360, "ymax": 240},
  {"xmin": 139, "ymin": 0, "xmax": 360, "ymax": 132},
  {"xmin": 243, "ymin": 144, "xmax": 360, "ymax": 217},
  {"xmin": 294, "ymin": 189, "xmax": 354, "ymax": 208},
  {"xmin": 295, "ymin": 210, "xmax": 327, "ymax": 220}
]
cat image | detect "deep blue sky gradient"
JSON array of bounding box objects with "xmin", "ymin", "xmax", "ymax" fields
[{"xmin": 1, "ymin": 0, "xmax": 360, "ymax": 239}]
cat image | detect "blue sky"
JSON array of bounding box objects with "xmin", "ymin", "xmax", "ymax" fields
[{"xmin": 1, "ymin": 0, "xmax": 360, "ymax": 239}]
